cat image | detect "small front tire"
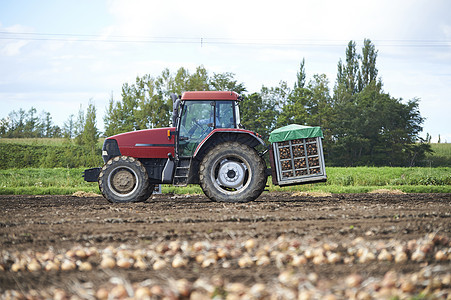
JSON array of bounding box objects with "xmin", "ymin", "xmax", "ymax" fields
[{"xmin": 99, "ymin": 156, "xmax": 153, "ymax": 203}]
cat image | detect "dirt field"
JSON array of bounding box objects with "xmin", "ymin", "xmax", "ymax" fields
[{"xmin": 1, "ymin": 192, "xmax": 450, "ymax": 299}]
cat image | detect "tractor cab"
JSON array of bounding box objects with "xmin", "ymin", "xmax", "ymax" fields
[{"xmin": 174, "ymin": 91, "xmax": 241, "ymax": 157}]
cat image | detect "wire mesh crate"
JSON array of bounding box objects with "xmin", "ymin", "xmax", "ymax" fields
[{"xmin": 272, "ymin": 136, "xmax": 326, "ymax": 185}]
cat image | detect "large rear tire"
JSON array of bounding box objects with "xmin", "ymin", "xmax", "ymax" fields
[
  {"xmin": 99, "ymin": 156, "xmax": 154, "ymax": 203},
  {"xmin": 199, "ymin": 142, "xmax": 267, "ymax": 203}
]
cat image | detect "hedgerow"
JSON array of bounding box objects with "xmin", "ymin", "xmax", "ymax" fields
[{"xmin": 0, "ymin": 143, "xmax": 103, "ymax": 169}]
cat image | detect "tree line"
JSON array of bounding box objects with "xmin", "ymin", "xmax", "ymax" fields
[
  {"xmin": 0, "ymin": 107, "xmax": 61, "ymax": 138},
  {"xmin": 0, "ymin": 102, "xmax": 99, "ymax": 149},
  {"xmin": 0, "ymin": 39, "xmax": 432, "ymax": 167}
]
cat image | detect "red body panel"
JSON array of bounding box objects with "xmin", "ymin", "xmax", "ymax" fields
[
  {"xmin": 109, "ymin": 127, "xmax": 175, "ymax": 158},
  {"xmin": 181, "ymin": 91, "xmax": 239, "ymax": 101}
]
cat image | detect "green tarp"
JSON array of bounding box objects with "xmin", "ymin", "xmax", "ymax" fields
[{"xmin": 269, "ymin": 124, "xmax": 323, "ymax": 143}]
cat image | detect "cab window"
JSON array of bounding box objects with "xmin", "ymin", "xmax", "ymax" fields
[{"xmin": 215, "ymin": 101, "xmax": 235, "ymax": 128}]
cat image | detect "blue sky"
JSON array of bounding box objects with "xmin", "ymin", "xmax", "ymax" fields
[{"xmin": 1, "ymin": 0, "xmax": 450, "ymax": 142}]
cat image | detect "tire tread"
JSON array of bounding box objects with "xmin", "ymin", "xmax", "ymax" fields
[
  {"xmin": 99, "ymin": 156, "xmax": 153, "ymax": 203},
  {"xmin": 199, "ymin": 142, "xmax": 266, "ymax": 203}
]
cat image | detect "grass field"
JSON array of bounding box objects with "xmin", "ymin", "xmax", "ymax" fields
[
  {"xmin": 275, "ymin": 166, "xmax": 451, "ymax": 193},
  {"xmin": 424, "ymin": 143, "xmax": 451, "ymax": 167},
  {"xmin": 430, "ymin": 143, "xmax": 451, "ymax": 156},
  {"xmin": 0, "ymin": 166, "xmax": 449, "ymax": 195}
]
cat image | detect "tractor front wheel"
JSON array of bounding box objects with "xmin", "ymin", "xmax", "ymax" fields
[
  {"xmin": 199, "ymin": 142, "xmax": 267, "ymax": 203},
  {"xmin": 99, "ymin": 156, "xmax": 154, "ymax": 203}
]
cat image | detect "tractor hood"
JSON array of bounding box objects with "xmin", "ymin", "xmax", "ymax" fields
[{"xmin": 105, "ymin": 127, "xmax": 176, "ymax": 159}]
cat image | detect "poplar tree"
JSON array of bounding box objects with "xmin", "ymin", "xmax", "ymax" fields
[
  {"xmin": 82, "ymin": 102, "xmax": 99, "ymax": 149},
  {"xmin": 74, "ymin": 105, "xmax": 85, "ymax": 145},
  {"xmin": 24, "ymin": 107, "xmax": 38, "ymax": 137},
  {"xmin": 277, "ymin": 60, "xmax": 309, "ymax": 127},
  {"xmin": 359, "ymin": 38, "xmax": 378, "ymax": 90},
  {"xmin": 329, "ymin": 39, "xmax": 430, "ymax": 166},
  {"xmin": 63, "ymin": 114, "xmax": 75, "ymax": 139},
  {"xmin": 294, "ymin": 58, "xmax": 306, "ymax": 89}
]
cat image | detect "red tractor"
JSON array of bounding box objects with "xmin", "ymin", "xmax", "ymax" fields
[{"xmin": 84, "ymin": 91, "xmax": 326, "ymax": 203}]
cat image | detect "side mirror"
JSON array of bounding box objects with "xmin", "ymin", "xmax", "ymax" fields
[{"xmin": 171, "ymin": 94, "xmax": 181, "ymax": 127}]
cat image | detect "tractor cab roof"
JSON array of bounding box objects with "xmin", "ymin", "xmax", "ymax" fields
[{"xmin": 181, "ymin": 91, "xmax": 241, "ymax": 101}]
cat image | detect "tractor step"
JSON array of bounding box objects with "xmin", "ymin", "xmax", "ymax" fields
[{"xmin": 173, "ymin": 158, "xmax": 191, "ymax": 186}]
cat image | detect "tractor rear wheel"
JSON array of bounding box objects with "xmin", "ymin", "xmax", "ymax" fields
[
  {"xmin": 99, "ymin": 156, "xmax": 154, "ymax": 203},
  {"xmin": 199, "ymin": 142, "xmax": 267, "ymax": 203}
]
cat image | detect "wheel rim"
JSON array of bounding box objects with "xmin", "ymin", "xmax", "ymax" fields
[
  {"xmin": 211, "ymin": 155, "xmax": 251, "ymax": 194},
  {"xmin": 108, "ymin": 166, "xmax": 138, "ymax": 198}
]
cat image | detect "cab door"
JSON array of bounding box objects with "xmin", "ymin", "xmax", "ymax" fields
[{"xmin": 177, "ymin": 101, "xmax": 214, "ymax": 157}]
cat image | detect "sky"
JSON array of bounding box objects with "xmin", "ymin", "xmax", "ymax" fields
[{"xmin": 0, "ymin": 0, "xmax": 450, "ymax": 142}]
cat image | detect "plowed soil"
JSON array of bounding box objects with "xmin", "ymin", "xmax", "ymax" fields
[{"xmin": 1, "ymin": 192, "xmax": 450, "ymax": 298}]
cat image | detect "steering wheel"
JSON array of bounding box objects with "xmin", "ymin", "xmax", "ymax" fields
[{"xmin": 187, "ymin": 119, "xmax": 202, "ymax": 137}]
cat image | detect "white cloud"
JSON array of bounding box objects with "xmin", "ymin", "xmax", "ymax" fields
[
  {"xmin": 1, "ymin": 40, "xmax": 28, "ymax": 56},
  {"xmin": 0, "ymin": 23, "xmax": 34, "ymax": 56}
]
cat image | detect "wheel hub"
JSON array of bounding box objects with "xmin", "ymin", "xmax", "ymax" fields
[
  {"xmin": 227, "ymin": 169, "xmax": 236, "ymax": 178},
  {"xmin": 111, "ymin": 169, "xmax": 136, "ymax": 193},
  {"xmin": 217, "ymin": 161, "xmax": 245, "ymax": 189}
]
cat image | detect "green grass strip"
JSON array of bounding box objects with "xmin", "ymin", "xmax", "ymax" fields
[{"xmin": 0, "ymin": 167, "xmax": 450, "ymax": 195}]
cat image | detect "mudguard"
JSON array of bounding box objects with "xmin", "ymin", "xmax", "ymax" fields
[{"xmin": 193, "ymin": 128, "xmax": 265, "ymax": 158}]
